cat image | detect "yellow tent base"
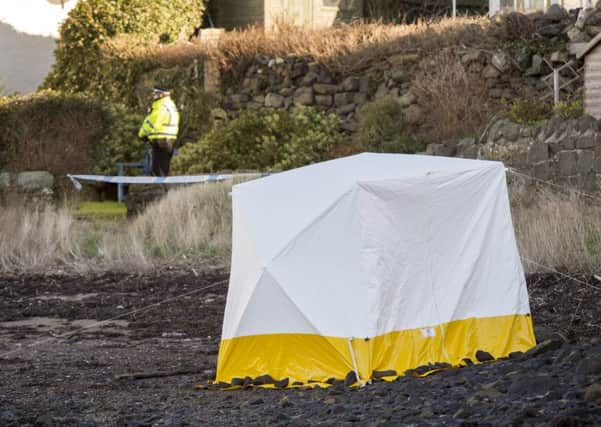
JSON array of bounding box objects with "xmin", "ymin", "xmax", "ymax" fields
[{"xmin": 212, "ymin": 314, "xmax": 535, "ymax": 388}]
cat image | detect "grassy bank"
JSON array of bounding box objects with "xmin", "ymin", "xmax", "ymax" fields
[{"xmin": 1, "ymin": 181, "xmax": 600, "ymax": 275}]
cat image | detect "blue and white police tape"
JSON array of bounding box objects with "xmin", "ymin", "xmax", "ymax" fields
[{"xmin": 67, "ymin": 173, "xmax": 266, "ymax": 191}]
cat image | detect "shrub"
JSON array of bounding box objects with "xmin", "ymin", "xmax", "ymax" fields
[
  {"xmin": 502, "ymin": 97, "xmax": 553, "ymax": 126},
  {"xmin": 44, "ymin": 0, "xmax": 206, "ymax": 94},
  {"xmin": 356, "ymin": 97, "xmax": 425, "ymax": 154},
  {"xmin": 172, "ymin": 106, "xmax": 342, "ymax": 174},
  {"xmin": 554, "ymin": 97, "xmax": 584, "ymax": 120}
]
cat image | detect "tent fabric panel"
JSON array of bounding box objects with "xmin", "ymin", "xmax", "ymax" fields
[{"xmin": 215, "ymin": 313, "xmax": 536, "ymax": 384}]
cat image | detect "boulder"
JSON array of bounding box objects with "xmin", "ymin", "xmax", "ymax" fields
[
  {"xmin": 482, "ymin": 65, "xmax": 501, "ymax": 79},
  {"xmin": 300, "ymin": 71, "xmax": 319, "ymax": 86},
  {"xmin": 334, "ymin": 92, "xmax": 355, "ymax": 106},
  {"xmin": 16, "ymin": 171, "xmax": 54, "ymax": 192}
]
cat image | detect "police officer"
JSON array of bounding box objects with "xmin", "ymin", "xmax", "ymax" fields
[{"xmin": 138, "ymin": 87, "xmax": 180, "ymax": 176}]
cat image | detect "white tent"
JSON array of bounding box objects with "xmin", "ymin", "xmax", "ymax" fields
[{"xmin": 216, "ymin": 153, "xmax": 535, "ymax": 385}]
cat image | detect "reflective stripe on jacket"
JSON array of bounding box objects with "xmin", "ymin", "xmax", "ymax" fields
[{"xmin": 138, "ymin": 96, "xmax": 180, "ymax": 141}]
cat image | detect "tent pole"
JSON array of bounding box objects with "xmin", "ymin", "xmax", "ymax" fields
[{"xmin": 347, "ymin": 337, "xmax": 363, "ymax": 386}]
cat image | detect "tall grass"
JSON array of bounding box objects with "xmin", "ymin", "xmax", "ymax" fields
[{"xmin": 1, "ymin": 182, "xmax": 600, "ymax": 274}]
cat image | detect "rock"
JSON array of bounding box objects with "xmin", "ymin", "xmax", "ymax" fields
[
  {"xmin": 353, "ymin": 93, "xmax": 368, "ymax": 106},
  {"xmin": 315, "ymin": 94, "xmax": 333, "ymax": 107},
  {"xmin": 372, "ymin": 370, "xmax": 397, "ymax": 379},
  {"xmin": 274, "ymin": 377, "xmax": 289, "ymax": 388},
  {"xmin": 567, "ymin": 26, "xmax": 590, "ymax": 43},
  {"xmin": 300, "ymin": 71, "xmax": 319, "ymax": 86},
  {"xmin": 249, "ymin": 397, "xmax": 264, "ymax": 405},
  {"xmin": 397, "ymin": 92, "xmax": 416, "ymax": 107},
  {"xmin": 324, "ymin": 397, "xmax": 336, "ymax": 404},
  {"xmin": 280, "ymin": 396, "xmax": 291, "ymax": 407},
  {"xmin": 313, "ymin": 83, "xmax": 338, "ymax": 95},
  {"xmin": 559, "ymin": 150, "xmax": 578, "ymax": 176},
  {"xmin": 0, "ymin": 172, "xmax": 10, "ymax": 189},
  {"xmin": 252, "ymin": 374, "xmax": 274, "ymax": 385},
  {"xmin": 583, "ymin": 383, "xmax": 601, "ymax": 403},
  {"xmin": 426, "ymin": 143, "xmax": 456, "ymax": 157},
  {"xmin": 550, "ymin": 51, "xmax": 568, "ymax": 63},
  {"xmin": 344, "ymin": 371, "xmax": 357, "ymax": 387},
  {"xmin": 336, "ymin": 103, "xmax": 356, "ymax": 116},
  {"xmin": 334, "ymin": 92, "xmax": 355, "ymax": 106},
  {"xmin": 16, "ymin": 171, "xmax": 54, "ymax": 192},
  {"xmin": 508, "ymin": 375, "xmax": 554, "ymax": 396},
  {"xmin": 341, "ymin": 77, "xmax": 360, "ymax": 92},
  {"xmin": 576, "ymin": 355, "xmax": 601, "ymax": 376},
  {"xmin": 539, "ymin": 23, "xmax": 565, "ymax": 37},
  {"xmin": 513, "ymin": 49, "xmax": 532, "ymax": 70},
  {"xmin": 545, "ymin": 4, "xmax": 568, "ymax": 22},
  {"xmin": 482, "ymin": 65, "xmax": 501, "ymax": 79},
  {"xmin": 404, "ymin": 105, "xmax": 424, "ymax": 126},
  {"xmin": 375, "ymin": 83, "xmax": 388, "ymax": 99},
  {"xmin": 265, "ymin": 93, "xmax": 285, "ymax": 108},
  {"xmin": 491, "ymin": 51, "xmax": 511, "ymax": 73},
  {"xmin": 525, "ymin": 339, "xmax": 563, "ymax": 358},
  {"xmin": 577, "ymin": 150, "xmax": 594, "ymax": 173},
  {"xmin": 475, "ymin": 350, "xmax": 494, "ymax": 362},
  {"xmin": 525, "ymin": 54, "xmax": 546, "ymax": 77},
  {"xmin": 456, "ymin": 138, "xmax": 478, "ymax": 159},
  {"xmin": 461, "ymin": 49, "xmax": 484, "ymax": 65},
  {"xmin": 390, "ymin": 69, "xmax": 407, "ymax": 84},
  {"xmin": 293, "ymin": 87, "xmax": 314, "ymax": 106}
]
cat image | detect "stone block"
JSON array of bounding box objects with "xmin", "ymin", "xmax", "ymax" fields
[
  {"xmin": 426, "ymin": 143, "xmax": 456, "ymax": 157},
  {"xmin": 558, "ymin": 150, "xmax": 578, "ymax": 176},
  {"xmin": 265, "ymin": 93, "xmax": 285, "ymax": 108},
  {"xmin": 313, "ymin": 83, "xmax": 338, "ymax": 95},
  {"xmin": 491, "ymin": 51, "xmax": 511, "ymax": 73},
  {"xmin": 577, "ymin": 149, "xmax": 594, "ymax": 173},
  {"xmin": 456, "ymin": 138, "xmax": 478, "ymax": 159},
  {"xmin": 336, "ymin": 103, "xmax": 356, "ymax": 116},
  {"xmin": 0, "ymin": 172, "xmax": 10, "ymax": 189},
  {"xmin": 532, "ymin": 161, "xmax": 552, "ymax": 181},
  {"xmin": 528, "ymin": 142, "xmax": 549, "ymax": 163},
  {"xmin": 560, "ymin": 136, "xmax": 576, "ymax": 150},
  {"xmin": 300, "ymin": 71, "xmax": 319, "ymax": 86},
  {"xmin": 293, "ymin": 87, "xmax": 314, "ymax": 106},
  {"xmin": 16, "ymin": 171, "xmax": 54, "ymax": 192},
  {"xmin": 353, "ymin": 93, "xmax": 368, "ymax": 106},
  {"xmin": 374, "ymin": 83, "xmax": 388, "ymax": 99},
  {"xmin": 576, "ymin": 135, "xmax": 596, "ymax": 149},
  {"xmin": 230, "ymin": 93, "xmax": 249, "ymax": 108},
  {"xmin": 334, "ymin": 92, "xmax": 355, "ymax": 106},
  {"xmin": 482, "ymin": 65, "xmax": 500, "ymax": 79},
  {"xmin": 595, "ymin": 156, "xmax": 601, "ymax": 173},
  {"xmin": 340, "ymin": 77, "xmax": 360, "ymax": 92},
  {"xmin": 315, "ymin": 94, "xmax": 333, "ymax": 107},
  {"xmin": 359, "ymin": 77, "xmax": 370, "ymax": 94}
]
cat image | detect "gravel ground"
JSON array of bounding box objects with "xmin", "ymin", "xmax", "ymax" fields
[{"xmin": 0, "ymin": 270, "xmax": 600, "ymax": 426}]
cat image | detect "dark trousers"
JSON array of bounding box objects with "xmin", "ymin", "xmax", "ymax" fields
[{"xmin": 150, "ymin": 139, "xmax": 174, "ymax": 177}]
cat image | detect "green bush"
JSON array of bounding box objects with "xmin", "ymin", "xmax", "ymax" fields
[
  {"xmin": 554, "ymin": 97, "xmax": 584, "ymax": 120},
  {"xmin": 0, "ymin": 90, "xmax": 150, "ymax": 175},
  {"xmin": 44, "ymin": 0, "xmax": 206, "ymax": 94},
  {"xmin": 172, "ymin": 106, "xmax": 343, "ymax": 174},
  {"xmin": 357, "ymin": 97, "xmax": 425, "ymax": 153},
  {"xmin": 502, "ymin": 97, "xmax": 553, "ymax": 126}
]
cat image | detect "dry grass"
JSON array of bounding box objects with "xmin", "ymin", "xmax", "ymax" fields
[
  {"xmin": 104, "ymin": 17, "xmax": 497, "ymax": 81},
  {"xmin": 0, "ymin": 205, "xmax": 77, "ymax": 273},
  {"xmin": 412, "ymin": 49, "xmax": 492, "ymax": 140},
  {"xmin": 512, "ymin": 187, "xmax": 601, "ymax": 274},
  {"xmin": 1, "ymin": 181, "xmax": 599, "ymax": 275}
]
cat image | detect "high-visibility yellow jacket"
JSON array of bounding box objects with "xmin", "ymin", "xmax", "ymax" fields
[{"xmin": 138, "ymin": 96, "xmax": 180, "ymax": 141}]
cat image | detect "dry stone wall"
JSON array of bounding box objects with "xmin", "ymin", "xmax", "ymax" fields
[
  {"xmin": 427, "ymin": 115, "xmax": 601, "ymax": 192},
  {"xmin": 0, "ymin": 171, "xmax": 55, "ymax": 206}
]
